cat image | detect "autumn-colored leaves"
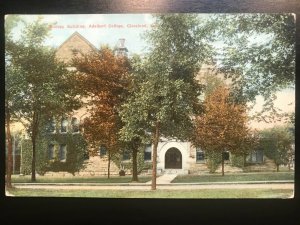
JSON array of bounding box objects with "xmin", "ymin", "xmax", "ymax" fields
[
  {"xmin": 74, "ymin": 47, "xmax": 130, "ymax": 177},
  {"xmin": 193, "ymin": 85, "xmax": 256, "ymax": 175}
]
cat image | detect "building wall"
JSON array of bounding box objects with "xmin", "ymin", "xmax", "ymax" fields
[
  {"xmin": 30, "ymin": 32, "xmax": 279, "ymax": 176},
  {"xmin": 55, "ymin": 32, "xmax": 96, "ymax": 64}
]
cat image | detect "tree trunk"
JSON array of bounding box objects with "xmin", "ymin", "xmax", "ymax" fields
[
  {"xmin": 151, "ymin": 121, "xmax": 160, "ymax": 190},
  {"xmin": 132, "ymin": 147, "xmax": 138, "ymax": 182},
  {"xmin": 107, "ymin": 151, "xmax": 111, "ymax": 179},
  {"xmin": 31, "ymin": 111, "xmax": 39, "ymax": 182},
  {"xmin": 276, "ymin": 164, "xmax": 279, "ymax": 172},
  {"xmin": 221, "ymin": 152, "xmax": 225, "ymax": 176},
  {"xmin": 31, "ymin": 135, "xmax": 36, "ymax": 182},
  {"xmin": 5, "ymin": 109, "xmax": 13, "ymax": 188}
]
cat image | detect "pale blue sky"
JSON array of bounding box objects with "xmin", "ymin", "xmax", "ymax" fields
[{"xmin": 12, "ymin": 14, "xmax": 156, "ymax": 55}]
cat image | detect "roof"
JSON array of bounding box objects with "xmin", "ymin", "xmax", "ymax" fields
[{"xmin": 56, "ymin": 31, "xmax": 98, "ymax": 52}]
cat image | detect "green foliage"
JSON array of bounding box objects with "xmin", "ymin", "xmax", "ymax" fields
[
  {"xmin": 259, "ymin": 126, "xmax": 293, "ymax": 169},
  {"xmin": 210, "ymin": 14, "xmax": 295, "ymax": 119},
  {"xmin": 21, "ymin": 134, "xmax": 87, "ymax": 175},
  {"xmin": 6, "ymin": 16, "xmax": 82, "ymax": 180},
  {"xmin": 21, "ymin": 119, "xmax": 88, "ymax": 175},
  {"xmin": 120, "ymin": 14, "xmax": 207, "ymax": 143},
  {"xmin": 20, "ymin": 138, "xmax": 49, "ymax": 175},
  {"xmin": 205, "ymin": 151, "xmax": 222, "ymax": 173},
  {"xmin": 111, "ymin": 146, "xmax": 152, "ymax": 174},
  {"xmin": 231, "ymin": 154, "xmax": 245, "ymax": 168},
  {"xmin": 43, "ymin": 133, "xmax": 87, "ymax": 175}
]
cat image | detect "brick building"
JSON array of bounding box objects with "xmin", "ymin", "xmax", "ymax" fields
[{"xmin": 43, "ymin": 31, "xmax": 278, "ymax": 176}]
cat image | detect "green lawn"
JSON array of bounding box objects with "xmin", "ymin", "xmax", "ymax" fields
[
  {"xmin": 172, "ymin": 172, "xmax": 294, "ymax": 183},
  {"xmin": 8, "ymin": 188, "xmax": 293, "ymax": 198},
  {"xmin": 12, "ymin": 175, "xmax": 152, "ymax": 183}
]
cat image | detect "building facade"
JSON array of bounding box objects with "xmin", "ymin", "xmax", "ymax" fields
[{"xmin": 43, "ymin": 31, "xmax": 279, "ymax": 177}]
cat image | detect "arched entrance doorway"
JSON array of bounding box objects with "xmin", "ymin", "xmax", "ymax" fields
[{"xmin": 165, "ymin": 148, "xmax": 182, "ymax": 169}]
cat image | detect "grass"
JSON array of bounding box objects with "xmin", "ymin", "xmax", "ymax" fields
[
  {"xmin": 12, "ymin": 175, "xmax": 152, "ymax": 183},
  {"xmin": 8, "ymin": 188, "xmax": 293, "ymax": 198},
  {"xmin": 172, "ymin": 172, "xmax": 294, "ymax": 183}
]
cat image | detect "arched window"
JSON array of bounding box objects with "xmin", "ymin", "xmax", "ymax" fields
[
  {"xmin": 61, "ymin": 118, "xmax": 68, "ymax": 133},
  {"xmin": 71, "ymin": 117, "xmax": 79, "ymax": 133}
]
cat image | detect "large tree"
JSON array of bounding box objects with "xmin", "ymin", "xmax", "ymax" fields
[
  {"xmin": 120, "ymin": 14, "xmax": 207, "ymax": 190},
  {"xmin": 193, "ymin": 85, "xmax": 256, "ymax": 176},
  {"xmin": 5, "ymin": 15, "xmax": 23, "ymax": 188},
  {"xmin": 7, "ymin": 17, "xmax": 81, "ymax": 182},
  {"xmin": 210, "ymin": 14, "xmax": 295, "ymax": 121},
  {"xmin": 74, "ymin": 46, "xmax": 131, "ymax": 179},
  {"xmin": 259, "ymin": 126, "xmax": 294, "ymax": 172}
]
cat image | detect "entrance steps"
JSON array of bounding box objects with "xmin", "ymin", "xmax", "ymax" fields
[{"xmin": 164, "ymin": 169, "xmax": 182, "ymax": 174}]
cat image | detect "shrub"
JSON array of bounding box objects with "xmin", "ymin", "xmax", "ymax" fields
[
  {"xmin": 206, "ymin": 151, "xmax": 222, "ymax": 173},
  {"xmin": 231, "ymin": 154, "xmax": 245, "ymax": 168}
]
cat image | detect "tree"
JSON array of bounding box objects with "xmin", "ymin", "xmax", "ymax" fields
[
  {"xmin": 74, "ymin": 46, "xmax": 131, "ymax": 179},
  {"xmin": 6, "ymin": 17, "xmax": 81, "ymax": 182},
  {"xmin": 193, "ymin": 85, "xmax": 255, "ymax": 176},
  {"xmin": 210, "ymin": 14, "xmax": 295, "ymax": 120},
  {"xmin": 259, "ymin": 126, "xmax": 293, "ymax": 172},
  {"xmin": 120, "ymin": 14, "xmax": 206, "ymax": 190},
  {"xmin": 5, "ymin": 15, "xmax": 23, "ymax": 188}
]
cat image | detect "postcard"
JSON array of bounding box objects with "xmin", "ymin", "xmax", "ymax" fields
[{"xmin": 5, "ymin": 14, "xmax": 295, "ymax": 198}]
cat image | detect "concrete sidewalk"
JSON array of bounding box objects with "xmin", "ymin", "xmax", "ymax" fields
[
  {"xmin": 146, "ymin": 174, "xmax": 177, "ymax": 184},
  {"xmin": 12, "ymin": 183, "xmax": 294, "ymax": 190}
]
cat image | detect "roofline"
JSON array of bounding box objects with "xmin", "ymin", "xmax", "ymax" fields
[{"xmin": 56, "ymin": 31, "xmax": 98, "ymax": 52}]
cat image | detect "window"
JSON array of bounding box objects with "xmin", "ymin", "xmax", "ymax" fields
[
  {"xmin": 144, "ymin": 144, "xmax": 152, "ymax": 161},
  {"xmin": 71, "ymin": 117, "xmax": 79, "ymax": 133},
  {"xmin": 47, "ymin": 118, "xmax": 56, "ymax": 133},
  {"xmin": 61, "ymin": 118, "xmax": 68, "ymax": 133},
  {"xmin": 249, "ymin": 150, "xmax": 263, "ymax": 164},
  {"xmin": 122, "ymin": 150, "xmax": 131, "ymax": 161},
  {"xmin": 100, "ymin": 146, "xmax": 107, "ymax": 156},
  {"xmin": 48, "ymin": 144, "xmax": 55, "ymax": 160},
  {"xmin": 223, "ymin": 151, "xmax": 230, "ymax": 161},
  {"xmin": 71, "ymin": 48, "xmax": 79, "ymax": 56},
  {"xmin": 59, "ymin": 144, "xmax": 67, "ymax": 161},
  {"xmin": 196, "ymin": 147, "xmax": 205, "ymax": 163}
]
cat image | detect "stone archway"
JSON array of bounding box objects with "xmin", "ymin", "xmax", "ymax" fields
[{"xmin": 165, "ymin": 147, "xmax": 182, "ymax": 169}]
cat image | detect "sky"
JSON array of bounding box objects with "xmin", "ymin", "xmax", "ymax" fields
[
  {"xmin": 8, "ymin": 14, "xmax": 295, "ymax": 130},
  {"xmin": 12, "ymin": 14, "xmax": 156, "ymax": 55}
]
